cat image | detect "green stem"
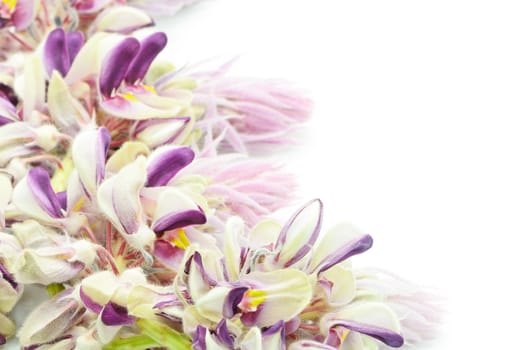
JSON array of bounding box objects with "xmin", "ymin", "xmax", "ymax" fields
[
  {"xmin": 103, "ymin": 335, "xmax": 158, "ymax": 350},
  {"xmin": 46, "ymin": 283, "xmax": 65, "ymax": 297},
  {"xmin": 136, "ymin": 319, "xmax": 192, "ymax": 350}
]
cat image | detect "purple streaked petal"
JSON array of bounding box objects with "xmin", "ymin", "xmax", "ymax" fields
[
  {"xmin": 275, "ymin": 199, "xmax": 323, "ymax": 266},
  {"xmin": 27, "ymin": 167, "xmax": 63, "ymax": 218},
  {"xmin": 152, "ymin": 208, "xmax": 206, "ymax": 234},
  {"xmin": 125, "ymin": 32, "xmax": 167, "ymax": 84},
  {"xmin": 56, "ymin": 191, "xmax": 67, "ymax": 211},
  {"xmin": 79, "ymin": 286, "xmax": 103, "ymax": 313},
  {"xmin": 192, "ymin": 325, "xmax": 207, "ymax": 350},
  {"xmin": 99, "ymin": 37, "xmax": 140, "ymax": 97},
  {"xmin": 65, "ymin": 31, "xmax": 85, "ymax": 66},
  {"xmin": 153, "ymin": 297, "xmax": 180, "ymax": 309},
  {"xmin": 95, "ymin": 128, "xmax": 111, "ymax": 184},
  {"xmin": 44, "ymin": 28, "xmax": 69, "ymax": 77},
  {"xmin": 314, "ymin": 234, "xmax": 373, "ymax": 273},
  {"xmin": 146, "ymin": 147, "xmax": 194, "ymax": 187},
  {"xmin": 0, "ymin": 262, "xmax": 17, "ymax": 289},
  {"xmin": 331, "ymin": 320, "xmax": 404, "ymax": 347},
  {"xmin": 101, "ymin": 302, "xmax": 136, "ymax": 326},
  {"xmin": 223, "ymin": 286, "xmax": 248, "ymax": 318},
  {"xmin": 191, "ymin": 252, "xmax": 217, "ymax": 286},
  {"xmin": 215, "ymin": 319, "xmax": 234, "ymax": 347},
  {"xmin": 0, "ymin": 334, "xmax": 5, "ymax": 345}
]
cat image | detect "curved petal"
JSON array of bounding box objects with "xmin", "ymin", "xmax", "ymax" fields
[
  {"xmin": 151, "ymin": 188, "xmax": 205, "ymax": 234},
  {"xmin": 72, "ymin": 127, "xmax": 110, "ymax": 196},
  {"xmin": 97, "ymin": 156, "xmax": 147, "ymax": 235},
  {"xmin": 132, "ymin": 116, "xmax": 191, "ymax": 148},
  {"xmin": 309, "ymin": 223, "xmax": 373, "ymax": 274},
  {"xmin": 99, "ymin": 37, "xmax": 140, "ymax": 97},
  {"xmin": 90, "ymin": 6, "xmax": 153, "ymax": 34},
  {"xmin": 275, "ymin": 199, "xmax": 323, "ymax": 267},
  {"xmin": 43, "ymin": 28, "xmax": 69, "ymax": 77},
  {"xmin": 101, "ymin": 302, "xmax": 136, "ymax": 326},
  {"xmin": 12, "ymin": 168, "xmax": 64, "ymax": 222},
  {"xmin": 125, "ymin": 32, "xmax": 167, "ymax": 84},
  {"xmin": 241, "ymin": 269, "xmax": 312, "ymax": 328},
  {"xmin": 146, "ymin": 146, "xmax": 194, "ymax": 187},
  {"xmin": 324, "ymin": 302, "xmax": 404, "ymax": 348}
]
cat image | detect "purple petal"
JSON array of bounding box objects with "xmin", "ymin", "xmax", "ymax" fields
[
  {"xmin": 99, "ymin": 37, "xmax": 140, "ymax": 97},
  {"xmin": 95, "ymin": 128, "xmax": 111, "ymax": 184},
  {"xmin": 223, "ymin": 286, "xmax": 248, "ymax": 318},
  {"xmin": 276, "ymin": 199, "xmax": 323, "ymax": 267},
  {"xmin": 331, "ymin": 320, "xmax": 404, "ymax": 347},
  {"xmin": 153, "ymin": 239, "xmax": 185, "ymax": 269},
  {"xmin": 0, "ymin": 115, "xmax": 14, "ymax": 126},
  {"xmin": 0, "ymin": 262, "xmax": 17, "ymax": 289},
  {"xmin": 263, "ymin": 320, "xmax": 285, "ymax": 336},
  {"xmin": 79, "ymin": 286, "xmax": 103, "ymax": 313},
  {"xmin": 101, "ymin": 302, "xmax": 136, "ymax": 326},
  {"xmin": 65, "ymin": 31, "xmax": 85, "ymax": 66},
  {"xmin": 44, "ymin": 28, "xmax": 70, "ymax": 77},
  {"xmin": 315, "ymin": 234, "xmax": 373, "ymax": 273},
  {"xmin": 125, "ymin": 32, "xmax": 167, "ymax": 84},
  {"xmin": 152, "ymin": 208, "xmax": 206, "ymax": 234},
  {"xmin": 192, "ymin": 325, "xmax": 207, "ymax": 350},
  {"xmin": 240, "ymin": 307, "xmax": 261, "ymax": 327},
  {"xmin": 215, "ymin": 319, "xmax": 234, "ymax": 347},
  {"xmin": 56, "ymin": 191, "xmax": 67, "ymax": 211},
  {"xmin": 146, "ymin": 147, "xmax": 194, "ymax": 187},
  {"xmin": 0, "ymin": 83, "xmax": 18, "ymax": 106},
  {"xmin": 0, "ymin": 334, "xmax": 5, "ymax": 345},
  {"xmin": 27, "ymin": 167, "xmax": 64, "ymax": 218}
]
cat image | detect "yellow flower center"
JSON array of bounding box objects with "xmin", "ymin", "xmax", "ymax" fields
[
  {"xmin": 170, "ymin": 229, "xmax": 190, "ymax": 249},
  {"xmin": 241, "ymin": 289, "xmax": 267, "ymax": 311},
  {"xmin": 122, "ymin": 92, "xmax": 138, "ymax": 101},
  {"xmin": 2, "ymin": 0, "xmax": 16, "ymax": 11}
]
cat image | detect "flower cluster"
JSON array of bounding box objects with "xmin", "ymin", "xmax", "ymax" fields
[{"xmin": 0, "ymin": 1, "xmax": 440, "ymax": 349}]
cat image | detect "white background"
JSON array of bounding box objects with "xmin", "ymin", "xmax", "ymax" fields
[{"xmin": 160, "ymin": 0, "xmax": 528, "ymax": 349}]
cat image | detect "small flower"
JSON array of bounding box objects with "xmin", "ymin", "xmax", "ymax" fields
[
  {"xmin": 43, "ymin": 28, "xmax": 85, "ymax": 78},
  {"xmin": 98, "ymin": 32, "xmax": 189, "ymax": 120}
]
